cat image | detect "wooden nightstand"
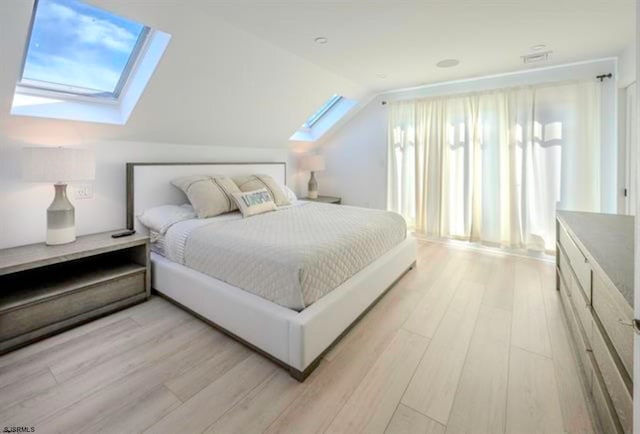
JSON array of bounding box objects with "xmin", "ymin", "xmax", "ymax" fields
[
  {"xmin": 0, "ymin": 231, "xmax": 150, "ymax": 354},
  {"xmin": 304, "ymin": 195, "xmax": 342, "ymax": 204}
]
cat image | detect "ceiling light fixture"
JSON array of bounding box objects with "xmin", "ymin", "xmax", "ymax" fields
[
  {"xmin": 522, "ymin": 51, "xmax": 552, "ymax": 64},
  {"xmin": 314, "ymin": 37, "xmax": 328, "ymax": 45},
  {"xmin": 436, "ymin": 59, "xmax": 460, "ymax": 68}
]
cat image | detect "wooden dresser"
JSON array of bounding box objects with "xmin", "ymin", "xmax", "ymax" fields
[
  {"xmin": 0, "ymin": 231, "xmax": 150, "ymax": 354},
  {"xmin": 556, "ymin": 211, "xmax": 634, "ymax": 433}
]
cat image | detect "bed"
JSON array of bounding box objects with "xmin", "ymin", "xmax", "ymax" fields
[{"xmin": 127, "ymin": 162, "xmax": 417, "ymax": 380}]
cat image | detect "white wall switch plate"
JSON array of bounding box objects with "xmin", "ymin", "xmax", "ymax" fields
[{"xmin": 74, "ymin": 184, "xmax": 94, "ymax": 200}]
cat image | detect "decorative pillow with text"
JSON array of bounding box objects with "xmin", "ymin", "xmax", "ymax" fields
[
  {"xmin": 232, "ymin": 188, "xmax": 277, "ymax": 218},
  {"xmin": 232, "ymin": 174, "xmax": 291, "ymax": 207}
]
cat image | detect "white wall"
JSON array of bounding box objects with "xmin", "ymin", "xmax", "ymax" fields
[
  {"xmin": 317, "ymin": 59, "xmax": 619, "ymax": 213},
  {"xmin": 310, "ymin": 100, "xmax": 388, "ymax": 209},
  {"xmin": 0, "ymin": 140, "xmax": 292, "ymax": 249},
  {"xmin": 618, "ymin": 41, "xmax": 637, "ymax": 88},
  {"xmin": 617, "ymin": 37, "xmax": 637, "ymax": 213}
]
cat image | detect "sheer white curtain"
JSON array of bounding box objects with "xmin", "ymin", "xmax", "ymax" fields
[{"xmin": 388, "ymin": 80, "xmax": 601, "ymax": 251}]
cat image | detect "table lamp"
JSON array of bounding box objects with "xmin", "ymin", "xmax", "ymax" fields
[
  {"xmin": 22, "ymin": 147, "xmax": 96, "ymax": 245},
  {"xmin": 302, "ymin": 154, "xmax": 325, "ymax": 199}
]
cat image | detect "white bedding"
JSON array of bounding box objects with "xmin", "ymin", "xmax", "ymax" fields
[
  {"xmin": 160, "ymin": 201, "xmax": 303, "ymax": 262},
  {"xmin": 158, "ymin": 202, "xmax": 407, "ymax": 310}
]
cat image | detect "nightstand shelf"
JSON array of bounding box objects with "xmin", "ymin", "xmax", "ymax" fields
[
  {"xmin": 0, "ymin": 231, "xmax": 150, "ymax": 354},
  {"xmin": 304, "ymin": 195, "xmax": 342, "ymax": 204}
]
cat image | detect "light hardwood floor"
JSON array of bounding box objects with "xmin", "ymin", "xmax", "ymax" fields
[{"xmin": 0, "ymin": 241, "xmax": 599, "ymax": 434}]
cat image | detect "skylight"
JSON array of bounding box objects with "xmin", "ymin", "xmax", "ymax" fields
[
  {"xmin": 12, "ymin": 0, "xmax": 171, "ymax": 125},
  {"xmin": 19, "ymin": 0, "xmax": 149, "ymax": 98},
  {"xmin": 303, "ymin": 94, "xmax": 343, "ymax": 128},
  {"xmin": 290, "ymin": 95, "xmax": 357, "ymax": 142}
]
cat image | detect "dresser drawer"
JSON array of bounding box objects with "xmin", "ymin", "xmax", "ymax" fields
[
  {"xmin": 0, "ymin": 271, "xmax": 145, "ymax": 342},
  {"xmin": 569, "ymin": 275, "xmax": 593, "ymax": 344},
  {"xmin": 557, "ymin": 246, "xmax": 571, "ymax": 280},
  {"xmin": 558, "ymin": 224, "xmax": 592, "ymax": 301},
  {"xmin": 558, "ymin": 270, "xmax": 592, "ymax": 386},
  {"xmin": 560, "ymin": 262, "xmax": 593, "ymax": 346},
  {"xmin": 590, "ymin": 351, "xmax": 625, "ymax": 434},
  {"xmin": 592, "ymin": 272, "xmax": 634, "ymax": 378},
  {"xmin": 592, "ymin": 320, "xmax": 632, "ymax": 433}
]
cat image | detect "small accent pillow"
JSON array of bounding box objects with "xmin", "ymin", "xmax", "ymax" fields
[
  {"xmin": 233, "ymin": 174, "xmax": 291, "ymax": 207},
  {"xmin": 137, "ymin": 204, "xmax": 196, "ymax": 234},
  {"xmin": 232, "ymin": 189, "xmax": 277, "ymax": 218},
  {"xmin": 171, "ymin": 175, "xmax": 241, "ymax": 219}
]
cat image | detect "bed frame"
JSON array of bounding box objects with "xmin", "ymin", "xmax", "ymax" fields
[{"xmin": 126, "ymin": 162, "xmax": 417, "ymax": 381}]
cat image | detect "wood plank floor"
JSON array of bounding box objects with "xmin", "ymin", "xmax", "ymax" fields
[{"xmin": 0, "ymin": 241, "xmax": 600, "ymax": 434}]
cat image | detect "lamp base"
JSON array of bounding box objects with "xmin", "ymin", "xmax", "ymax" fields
[
  {"xmin": 47, "ymin": 227, "xmax": 76, "ymax": 245},
  {"xmin": 46, "ymin": 184, "xmax": 76, "ymax": 245},
  {"xmin": 308, "ymin": 171, "xmax": 319, "ymax": 199}
]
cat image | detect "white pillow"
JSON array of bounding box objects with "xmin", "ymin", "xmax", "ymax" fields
[
  {"xmin": 137, "ymin": 204, "xmax": 196, "ymax": 234},
  {"xmin": 232, "ymin": 189, "xmax": 277, "ymax": 218},
  {"xmin": 283, "ymin": 185, "xmax": 297, "ymax": 203}
]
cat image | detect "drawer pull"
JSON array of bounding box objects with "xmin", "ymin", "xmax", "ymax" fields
[
  {"xmin": 634, "ymin": 319, "xmax": 640, "ymax": 335},
  {"xmin": 617, "ymin": 319, "xmax": 633, "ymax": 327}
]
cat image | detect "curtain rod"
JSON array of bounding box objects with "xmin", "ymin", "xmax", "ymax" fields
[{"xmin": 381, "ymin": 75, "xmax": 612, "ymax": 105}]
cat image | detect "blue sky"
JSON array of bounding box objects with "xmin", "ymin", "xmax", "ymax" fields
[{"xmin": 22, "ymin": 0, "xmax": 145, "ymax": 93}]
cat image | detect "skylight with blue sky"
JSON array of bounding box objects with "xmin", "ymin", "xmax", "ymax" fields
[
  {"xmin": 303, "ymin": 94, "xmax": 343, "ymax": 128},
  {"xmin": 12, "ymin": 0, "xmax": 171, "ymax": 124},
  {"xmin": 21, "ymin": 0, "xmax": 148, "ymax": 96},
  {"xmin": 290, "ymin": 94, "xmax": 357, "ymax": 142}
]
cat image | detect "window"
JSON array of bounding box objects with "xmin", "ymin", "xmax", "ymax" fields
[
  {"xmin": 303, "ymin": 95, "xmax": 343, "ymax": 128},
  {"xmin": 291, "ymin": 94, "xmax": 355, "ymax": 142},
  {"xmin": 18, "ymin": 0, "xmax": 149, "ymax": 99},
  {"xmin": 11, "ymin": 0, "xmax": 171, "ymax": 125},
  {"xmin": 388, "ymin": 81, "xmax": 601, "ymax": 252}
]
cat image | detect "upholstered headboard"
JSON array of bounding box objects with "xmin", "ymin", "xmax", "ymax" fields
[{"xmin": 126, "ymin": 162, "xmax": 287, "ymax": 233}]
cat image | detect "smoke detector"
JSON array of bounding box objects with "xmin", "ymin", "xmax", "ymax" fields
[{"xmin": 522, "ymin": 51, "xmax": 552, "ymax": 64}]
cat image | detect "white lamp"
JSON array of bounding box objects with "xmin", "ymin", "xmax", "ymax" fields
[
  {"xmin": 22, "ymin": 147, "xmax": 95, "ymax": 245},
  {"xmin": 302, "ymin": 154, "xmax": 325, "ymax": 199}
]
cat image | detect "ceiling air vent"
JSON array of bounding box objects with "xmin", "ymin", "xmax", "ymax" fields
[{"xmin": 522, "ymin": 51, "xmax": 552, "ymax": 64}]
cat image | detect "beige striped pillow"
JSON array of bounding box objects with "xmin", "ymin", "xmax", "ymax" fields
[
  {"xmin": 171, "ymin": 175, "xmax": 240, "ymax": 218},
  {"xmin": 232, "ymin": 174, "xmax": 290, "ymax": 207}
]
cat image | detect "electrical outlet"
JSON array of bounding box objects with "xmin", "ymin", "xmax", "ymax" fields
[{"xmin": 74, "ymin": 184, "xmax": 94, "ymax": 200}]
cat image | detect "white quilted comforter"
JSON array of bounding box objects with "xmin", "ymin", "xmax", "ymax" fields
[{"xmin": 180, "ymin": 202, "xmax": 406, "ymax": 310}]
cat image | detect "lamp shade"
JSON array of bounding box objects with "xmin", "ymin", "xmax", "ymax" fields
[
  {"xmin": 22, "ymin": 147, "xmax": 95, "ymax": 183},
  {"xmin": 302, "ymin": 154, "xmax": 325, "ymax": 172}
]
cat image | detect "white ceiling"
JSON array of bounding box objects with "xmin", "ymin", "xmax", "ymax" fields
[
  {"xmin": 208, "ymin": 0, "xmax": 635, "ymax": 92},
  {"xmin": 0, "ymin": 0, "xmax": 635, "ymax": 150},
  {"xmin": 0, "ymin": 0, "xmax": 367, "ymax": 149}
]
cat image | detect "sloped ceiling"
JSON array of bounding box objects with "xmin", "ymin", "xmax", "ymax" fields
[
  {"xmin": 211, "ymin": 0, "xmax": 635, "ymax": 92},
  {"xmin": 0, "ymin": 0, "xmax": 634, "ymax": 149},
  {"xmin": 0, "ymin": 0, "xmax": 368, "ymax": 148}
]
